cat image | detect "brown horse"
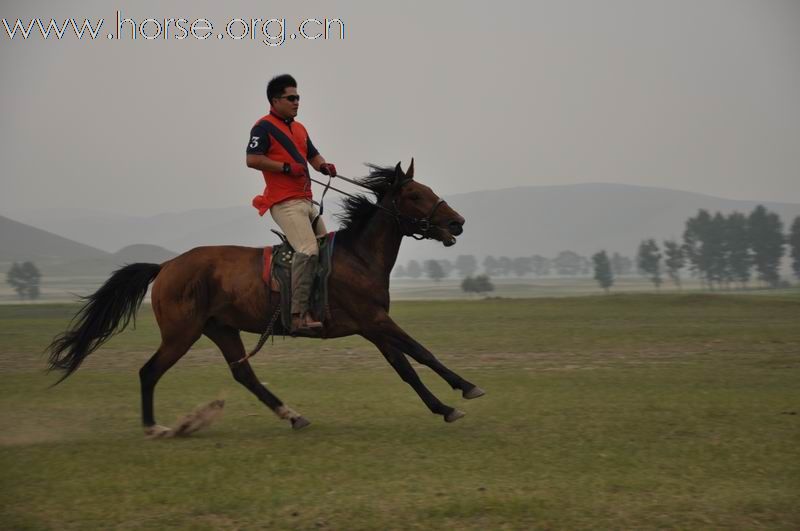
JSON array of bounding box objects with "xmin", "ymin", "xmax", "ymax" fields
[{"xmin": 47, "ymin": 161, "xmax": 485, "ymax": 437}]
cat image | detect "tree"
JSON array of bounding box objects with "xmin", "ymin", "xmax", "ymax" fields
[
  {"xmin": 437, "ymin": 259, "xmax": 453, "ymax": 278},
  {"xmin": 552, "ymin": 251, "xmax": 582, "ymax": 276},
  {"xmin": 461, "ymin": 274, "xmax": 494, "ymax": 296},
  {"xmin": 663, "ymin": 240, "xmax": 685, "ymax": 289},
  {"xmin": 424, "ymin": 260, "xmax": 445, "ymax": 282},
  {"xmin": 454, "ymin": 255, "xmax": 478, "ymax": 278},
  {"xmin": 725, "ymin": 212, "xmax": 751, "ymax": 288},
  {"xmin": 483, "ymin": 255, "xmax": 500, "ymax": 276},
  {"xmin": 22, "ymin": 262, "xmax": 42, "ymax": 299},
  {"xmin": 6, "ymin": 261, "xmax": 42, "ymax": 300},
  {"xmin": 611, "ymin": 253, "xmax": 633, "ymax": 276},
  {"xmin": 393, "ymin": 264, "xmax": 407, "ymax": 278},
  {"xmin": 6, "ymin": 263, "xmax": 24, "ymax": 298},
  {"xmin": 707, "ymin": 212, "xmax": 729, "ymax": 287},
  {"xmin": 406, "ymin": 260, "xmax": 422, "ymax": 279},
  {"xmin": 683, "ymin": 209, "xmax": 714, "ymax": 288},
  {"xmin": 511, "ymin": 257, "xmax": 533, "ymax": 277},
  {"xmin": 790, "ymin": 216, "xmax": 800, "ymax": 281},
  {"xmin": 461, "ymin": 276, "xmax": 475, "ymax": 293},
  {"xmin": 637, "ymin": 239, "xmax": 662, "ymax": 288},
  {"xmin": 748, "ymin": 205, "xmax": 785, "ymax": 287},
  {"xmin": 531, "ymin": 255, "xmax": 550, "ymax": 276},
  {"xmin": 592, "ymin": 251, "xmax": 613, "ymax": 293},
  {"xmin": 473, "ymin": 274, "xmax": 494, "ymax": 295}
]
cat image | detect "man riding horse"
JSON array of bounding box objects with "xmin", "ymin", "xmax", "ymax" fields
[
  {"xmin": 47, "ymin": 81, "xmax": 484, "ymax": 435},
  {"xmin": 245, "ymin": 74, "xmax": 337, "ymax": 334}
]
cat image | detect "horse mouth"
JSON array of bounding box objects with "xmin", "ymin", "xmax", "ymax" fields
[
  {"xmin": 438, "ymin": 227, "xmax": 457, "ymax": 247},
  {"xmin": 435, "ymin": 220, "xmax": 462, "ymax": 247}
]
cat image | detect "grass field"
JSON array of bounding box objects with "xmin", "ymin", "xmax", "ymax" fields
[{"xmin": 1, "ymin": 294, "xmax": 799, "ymax": 529}]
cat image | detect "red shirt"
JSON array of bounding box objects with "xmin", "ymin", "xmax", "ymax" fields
[{"xmin": 247, "ymin": 111, "xmax": 320, "ymax": 215}]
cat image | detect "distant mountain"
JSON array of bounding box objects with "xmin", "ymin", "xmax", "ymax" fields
[
  {"xmin": 5, "ymin": 205, "xmax": 337, "ymax": 254},
  {"xmin": 4, "ymin": 206, "xmax": 250, "ymax": 254},
  {"xmin": 113, "ymin": 244, "xmax": 177, "ymax": 264},
  {"xmin": 6, "ymin": 184, "xmax": 800, "ymax": 268},
  {"xmin": 0, "ymin": 214, "xmax": 108, "ymax": 262},
  {"xmin": 0, "ymin": 215, "xmax": 178, "ymax": 276}
]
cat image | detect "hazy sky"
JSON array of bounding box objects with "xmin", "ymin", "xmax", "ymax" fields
[{"xmin": 1, "ymin": 0, "xmax": 799, "ymax": 217}]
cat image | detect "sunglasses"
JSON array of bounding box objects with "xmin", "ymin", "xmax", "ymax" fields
[{"xmin": 278, "ymin": 95, "xmax": 300, "ymax": 102}]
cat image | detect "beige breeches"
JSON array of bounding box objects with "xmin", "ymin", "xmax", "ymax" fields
[{"xmin": 269, "ymin": 199, "xmax": 327, "ymax": 256}]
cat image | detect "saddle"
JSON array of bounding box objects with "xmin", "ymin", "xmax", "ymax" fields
[{"xmin": 261, "ymin": 230, "xmax": 336, "ymax": 331}]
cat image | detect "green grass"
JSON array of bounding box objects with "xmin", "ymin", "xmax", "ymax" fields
[{"xmin": 1, "ymin": 294, "xmax": 799, "ymax": 529}]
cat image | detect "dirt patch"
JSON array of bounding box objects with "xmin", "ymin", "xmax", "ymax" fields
[
  {"xmin": 0, "ymin": 417, "xmax": 81, "ymax": 447},
  {"xmin": 2, "ymin": 344, "xmax": 783, "ymax": 378}
]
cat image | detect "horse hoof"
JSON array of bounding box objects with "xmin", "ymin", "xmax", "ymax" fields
[
  {"xmin": 445, "ymin": 409, "xmax": 466, "ymax": 423},
  {"xmin": 144, "ymin": 425, "xmax": 173, "ymax": 438},
  {"xmin": 291, "ymin": 416, "xmax": 311, "ymax": 430},
  {"xmin": 463, "ymin": 386, "xmax": 486, "ymax": 400}
]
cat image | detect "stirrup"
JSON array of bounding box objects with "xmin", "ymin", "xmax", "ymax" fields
[{"xmin": 291, "ymin": 312, "xmax": 322, "ymax": 332}]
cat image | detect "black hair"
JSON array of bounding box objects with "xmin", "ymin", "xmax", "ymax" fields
[{"xmin": 267, "ymin": 74, "xmax": 297, "ymax": 105}]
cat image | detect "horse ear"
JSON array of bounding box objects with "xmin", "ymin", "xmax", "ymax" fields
[
  {"xmin": 407, "ymin": 158, "xmax": 415, "ymax": 180},
  {"xmin": 392, "ymin": 161, "xmax": 405, "ymax": 190}
]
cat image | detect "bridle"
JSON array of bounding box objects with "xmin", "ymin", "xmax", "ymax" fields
[
  {"xmin": 309, "ymin": 174, "xmax": 448, "ymax": 241},
  {"xmin": 392, "ymin": 197, "xmax": 447, "ymax": 240}
]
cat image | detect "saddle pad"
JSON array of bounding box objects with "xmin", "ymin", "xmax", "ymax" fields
[{"xmin": 260, "ymin": 247, "xmax": 281, "ymax": 292}]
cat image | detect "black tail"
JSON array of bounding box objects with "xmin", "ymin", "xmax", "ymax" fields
[{"xmin": 47, "ymin": 263, "xmax": 162, "ymax": 383}]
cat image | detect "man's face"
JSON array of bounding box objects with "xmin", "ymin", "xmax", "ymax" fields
[{"xmin": 271, "ymin": 86, "xmax": 299, "ymax": 119}]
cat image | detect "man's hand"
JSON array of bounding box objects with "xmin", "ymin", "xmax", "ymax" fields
[
  {"xmin": 286, "ymin": 162, "xmax": 307, "ymax": 177},
  {"xmin": 319, "ymin": 163, "xmax": 337, "ymax": 177}
]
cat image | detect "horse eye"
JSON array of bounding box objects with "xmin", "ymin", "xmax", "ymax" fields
[{"xmin": 409, "ymin": 194, "xmax": 421, "ymax": 201}]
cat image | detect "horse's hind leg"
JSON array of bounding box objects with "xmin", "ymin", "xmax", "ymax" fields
[
  {"xmin": 203, "ymin": 321, "xmax": 310, "ymax": 430},
  {"xmin": 139, "ymin": 330, "xmax": 201, "ymax": 437}
]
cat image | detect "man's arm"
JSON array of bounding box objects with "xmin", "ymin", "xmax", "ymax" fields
[
  {"xmin": 306, "ymin": 136, "xmax": 336, "ymax": 176},
  {"xmin": 245, "ymin": 122, "xmax": 301, "ymax": 174},
  {"xmin": 246, "ymin": 153, "xmax": 286, "ymax": 173},
  {"xmin": 246, "ymin": 123, "xmax": 280, "ymax": 171},
  {"xmin": 308, "ymin": 154, "xmax": 326, "ymax": 172}
]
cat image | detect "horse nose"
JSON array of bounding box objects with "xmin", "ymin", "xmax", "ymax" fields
[{"xmin": 448, "ymin": 220, "xmax": 464, "ymax": 236}]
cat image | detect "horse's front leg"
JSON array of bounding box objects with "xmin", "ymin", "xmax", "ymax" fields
[
  {"xmin": 383, "ymin": 318, "xmax": 485, "ymax": 400},
  {"xmin": 364, "ymin": 332, "xmax": 465, "ymax": 423}
]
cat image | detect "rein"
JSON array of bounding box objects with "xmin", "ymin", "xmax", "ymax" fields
[{"xmin": 308, "ymin": 174, "xmax": 448, "ymax": 240}]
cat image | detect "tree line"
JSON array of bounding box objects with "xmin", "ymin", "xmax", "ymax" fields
[
  {"xmin": 394, "ymin": 252, "xmax": 637, "ymax": 281},
  {"xmin": 593, "ymin": 207, "xmax": 800, "ymax": 291}
]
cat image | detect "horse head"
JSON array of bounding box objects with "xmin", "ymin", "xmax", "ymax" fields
[{"xmin": 387, "ymin": 159, "xmax": 465, "ymax": 247}]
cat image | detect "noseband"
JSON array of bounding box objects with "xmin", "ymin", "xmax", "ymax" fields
[{"xmin": 392, "ymin": 198, "xmax": 447, "ymax": 240}]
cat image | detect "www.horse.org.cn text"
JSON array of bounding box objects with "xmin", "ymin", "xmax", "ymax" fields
[{"xmin": 2, "ymin": 11, "xmax": 345, "ymax": 47}]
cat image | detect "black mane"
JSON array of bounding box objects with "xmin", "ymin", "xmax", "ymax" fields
[{"xmin": 334, "ymin": 164, "xmax": 397, "ymax": 234}]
